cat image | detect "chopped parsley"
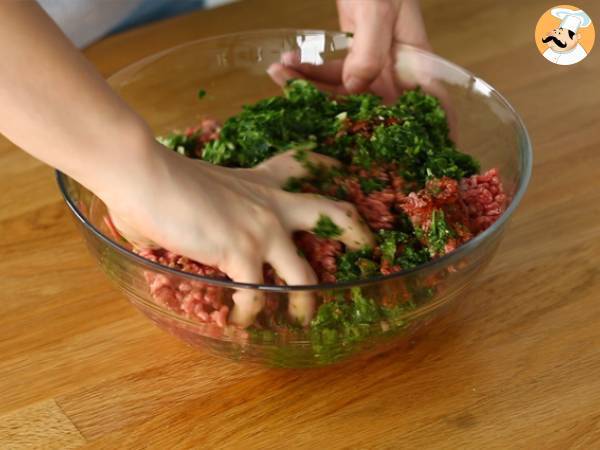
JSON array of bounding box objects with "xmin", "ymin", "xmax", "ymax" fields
[
  {"xmin": 376, "ymin": 229, "xmax": 429, "ymax": 270},
  {"xmin": 336, "ymin": 247, "xmax": 375, "ymax": 281},
  {"xmin": 307, "ymin": 287, "xmax": 420, "ymax": 364},
  {"xmin": 359, "ymin": 177, "xmax": 387, "ymax": 194},
  {"xmin": 426, "ymin": 209, "xmax": 454, "ymax": 256},
  {"xmin": 197, "ymin": 88, "xmax": 207, "ymax": 99},
  {"xmin": 195, "ymin": 79, "xmax": 479, "ymax": 185},
  {"xmin": 313, "ymin": 214, "xmax": 343, "ymax": 239},
  {"xmin": 282, "ymin": 177, "xmax": 303, "ymax": 192},
  {"xmin": 378, "ymin": 230, "xmax": 407, "ymax": 264},
  {"xmin": 156, "ymin": 132, "xmax": 197, "ymax": 157}
]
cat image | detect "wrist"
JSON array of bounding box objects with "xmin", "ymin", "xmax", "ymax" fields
[{"xmin": 78, "ymin": 114, "xmax": 160, "ymax": 207}]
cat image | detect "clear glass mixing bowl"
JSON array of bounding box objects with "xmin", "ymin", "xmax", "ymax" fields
[{"xmin": 57, "ymin": 30, "xmax": 532, "ymax": 367}]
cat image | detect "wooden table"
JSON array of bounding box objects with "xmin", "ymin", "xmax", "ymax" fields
[{"xmin": 2, "ymin": 0, "xmax": 599, "ymax": 448}]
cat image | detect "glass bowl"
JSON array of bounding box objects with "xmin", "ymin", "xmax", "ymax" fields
[{"xmin": 57, "ymin": 30, "xmax": 532, "ymax": 367}]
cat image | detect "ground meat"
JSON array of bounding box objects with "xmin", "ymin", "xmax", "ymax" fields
[
  {"xmin": 347, "ymin": 180, "xmax": 396, "ymax": 230},
  {"xmin": 293, "ymin": 231, "xmax": 343, "ymax": 283},
  {"xmin": 134, "ymin": 248, "xmax": 292, "ymax": 328},
  {"xmin": 426, "ymin": 177, "xmax": 460, "ymax": 205},
  {"xmin": 460, "ymin": 168, "xmax": 508, "ymax": 232},
  {"xmin": 380, "ymin": 257, "xmax": 402, "ymax": 275},
  {"xmin": 135, "ymin": 248, "xmax": 231, "ymax": 327},
  {"xmin": 397, "ymin": 191, "xmax": 435, "ymax": 230}
]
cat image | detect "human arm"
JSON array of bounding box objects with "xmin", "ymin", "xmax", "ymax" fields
[{"xmin": 0, "ymin": 2, "xmax": 374, "ymax": 326}]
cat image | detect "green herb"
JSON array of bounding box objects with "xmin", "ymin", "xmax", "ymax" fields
[
  {"xmin": 201, "ymin": 80, "xmax": 340, "ymax": 167},
  {"xmin": 381, "ymin": 299, "xmax": 417, "ymax": 322},
  {"xmin": 357, "ymin": 258, "xmax": 378, "ymax": 277},
  {"xmin": 197, "ymin": 88, "xmax": 207, "ymax": 99},
  {"xmin": 282, "ymin": 177, "xmax": 303, "ymax": 192},
  {"xmin": 350, "ymin": 287, "xmax": 381, "ymax": 323},
  {"xmin": 310, "ymin": 288, "xmax": 381, "ymax": 339},
  {"xmin": 426, "ymin": 209, "xmax": 454, "ymax": 256},
  {"xmin": 292, "ymin": 142, "xmax": 319, "ymax": 174},
  {"xmin": 167, "ymin": 80, "xmax": 478, "ymax": 186},
  {"xmin": 376, "ymin": 229, "xmax": 429, "ymax": 269},
  {"xmin": 308, "ymin": 287, "xmax": 419, "ymax": 364},
  {"xmin": 313, "ymin": 214, "xmax": 343, "ymax": 239},
  {"xmin": 378, "ymin": 230, "xmax": 406, "ymax": 264},
  {"xmin": 396, "ymin": 245, "xmax": 430, "ymax": 269},
  {"xmin": 359, "ymin": 177, "xmax": 386, "ymax": 194},
  {"xmin": 293, "ymin": 147, "xmax": 309, "ymax": 164},
  {"xmin": 156, "ymin": 132, "xmax": 198, "ymax": 157},
  {"xmin": 246, "ymin": 327, "xmax": 277, "ymax": 342},
  {"xmin": 336, "ymin": 246, "xmax": 375, "ymax": 281}
]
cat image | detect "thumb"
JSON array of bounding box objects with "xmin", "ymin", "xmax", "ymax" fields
[
  {"xmin": 342, "ymin": 0, "xmax": 395, "ymax": 93},
  {"xmin": 250, "ymin": 148, "xmax": 341, "ymax": 188}
]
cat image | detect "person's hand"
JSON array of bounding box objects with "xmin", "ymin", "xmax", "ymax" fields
[
  {"xmin": 337, "ymin": 0, "xmax": 430, "ymax": 93},
  {"xmin": 268, "ymin": 0, "xmax": 430, "ymax": 102},
  {"xmin": 105, "ymin": 140, "xmax": 374, "ymax": 327}
]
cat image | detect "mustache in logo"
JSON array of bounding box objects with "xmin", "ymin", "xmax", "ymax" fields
[{"xmin": 542, "ymin": 35, "xmax": 567, "ymax": 48}]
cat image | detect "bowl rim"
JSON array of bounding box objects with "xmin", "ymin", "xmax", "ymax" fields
[{"xmin": 56, "ymin": 29, "xmax": 533, "ymax": 293}]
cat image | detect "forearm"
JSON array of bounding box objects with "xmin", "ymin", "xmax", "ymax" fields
[{"xmin": 0, "ymin": 1, "xmax": 152, "ymax": 195}]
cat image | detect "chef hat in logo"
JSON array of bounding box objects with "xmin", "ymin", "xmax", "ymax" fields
[{"xmin": 551, "ymin": 8, "xmax": 592, "ymax": 33}]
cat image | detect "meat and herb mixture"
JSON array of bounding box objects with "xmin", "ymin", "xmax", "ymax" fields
[{"xmin": 117, "ymin": 80, "xmax": 506, "ymax": 344}]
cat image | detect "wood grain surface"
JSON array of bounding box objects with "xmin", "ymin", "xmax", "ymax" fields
[{"xmin": 1, "ymin": 0, "xmax": 600, "ymax": 448}]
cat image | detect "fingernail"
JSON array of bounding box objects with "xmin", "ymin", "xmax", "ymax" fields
[
  {"xmin": 281, "ymin": 51, "xmax": 299, "ymax": 66},
  {"xmin": 267, "ymin": 63, "xmax": 286, "ymax": 85},
  {"xmin": 345, "ymin": 76, "xmax": 363, "ymax": 93}
]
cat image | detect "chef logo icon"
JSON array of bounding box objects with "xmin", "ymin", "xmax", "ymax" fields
[{"xmin": 535, "ymin": 5, "xmax": 595, "ymax": 65}]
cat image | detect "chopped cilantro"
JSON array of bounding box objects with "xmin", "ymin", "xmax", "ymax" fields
[
  {"xmin": 307, "ymin": 287, "xmax": 421, "ymax": 364},
  {"xmin": 376, "ymin": 229, "xmax": 430, "ymax": 269},
  {"xmin": 313, "ymin": 214, "xmax": 343, "ymax": 239},
  {"xmin": 378, "ymin": 230, "xmax": 406, "ymax": 264},
  {"xmin": 156, "ymin": 132, "xmax": 198, "ymax": 157},
  {"xmin": 396, "ymin": 245, "xmax": 430, "ymax": 269},
  {"xmin": 336, "ymin": 247, "xmax": 375, "ymax": 281},
  {"xmin": 359, "ymin": 177, "xmax": 386, "ymax": 194},
  {"xmin": 282, "ymin": 176, "xmax": 303, "ymax": 192},
  {"xmin": 426, "ymin": 209, "xmax": 454, "ymax": 256},
  {"xmin": 350, "ymin": 287, "xmax": 381, "ymax": 323},
  {"xmin": 357, "ymin": 258, "xmax": 378, "ymax": 277},
  {"xmin": 167, "ymin": 81, "xmax": 478, "ymax": 186}
]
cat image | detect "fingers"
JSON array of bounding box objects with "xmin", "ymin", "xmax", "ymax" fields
[
  {"xmin": 288, "ymin": 291, "xmax": 316, "ymax": 327},
  {"xmin": 250, "ymin": 149, "xmax": 341, "ymax": 188},
  {"xmin": 340, "ymin": 0, "xmax": 395, "ymax": 93},
  {"xmin": 281, "ymin": 52, "xmax": 345, "ymax": 86},
  {"xmin": 108, "ymin": 209, "xmax": 158, "ymax": 249},
  {"xmin": 278, "ymin": 193, "xmax": 375, "ymax": 250},
  {"xmin": 225, "ymin": 256, "xmax": 265, "ymax": 328},
  {"xmin": 265, "ymin": 234, "xmax": 318, "ymax": 325},
  {"xmin": 395, "ymin": 0, "xmax": 431, "ymax": 51},
  {"xmin": 267, "ymin": 62, "xmax": 347, "ymax": 95},
  {"xmin": 266, "ymin": 62, "xmax": 298, "ymax": 88}
]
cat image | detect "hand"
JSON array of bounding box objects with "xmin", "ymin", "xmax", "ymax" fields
[
  {"xmin": 337, "ymin": 0, "xmax": 430, "ymax": 93},
  {"xmin": 106, "ymin": 141, "xmax": 374, "ymax": 327},
  {"xmin": 268, "ymin": 0, "xmax": 430, "ymax": 102}
]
